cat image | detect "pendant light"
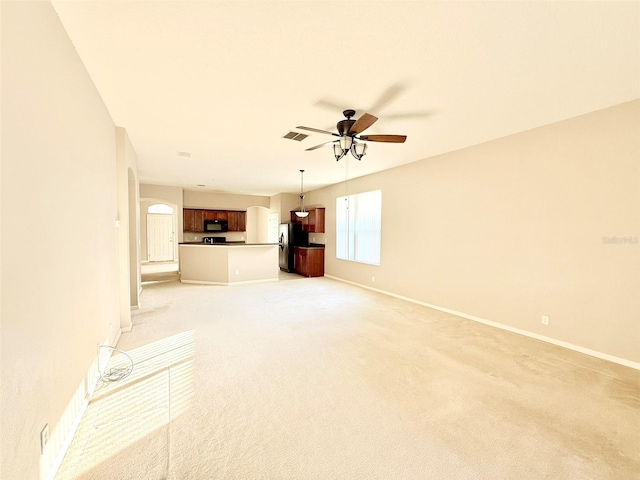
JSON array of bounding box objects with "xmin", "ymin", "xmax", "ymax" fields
[{"xmin": 294, "ymin": 169, "xmax": 309, "ymax": 218}]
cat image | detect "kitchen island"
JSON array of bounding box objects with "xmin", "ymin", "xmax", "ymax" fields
[{"xmin": 179, "ymin": 243, "xmax": 279, "ymax": 286}]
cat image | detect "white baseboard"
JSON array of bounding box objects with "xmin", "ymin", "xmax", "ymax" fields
[
  {"xmin": 43, "ymin": 331, "xmax": 122, "ymax": 480},
  {"xmin": 325, "ymin": 275, "xmax": 640, "ymax": 371},
  {"xmin": 180, "ymin": 277, "xmax": 279, "ymax": 286}
]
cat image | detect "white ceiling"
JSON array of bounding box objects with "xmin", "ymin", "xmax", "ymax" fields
[{"xmin": 51, "ymin": 1, "xmax": 639, "ymax": 196}]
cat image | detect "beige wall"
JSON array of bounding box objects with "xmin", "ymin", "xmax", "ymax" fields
[
  {"xmin": 246, "ymin": 206, "xmax": 269, "ymax": 243},
  {"xmin": 183, "ymin": 189, "xmax": 269, "ymax": 210},
  {"xmin": 140, "ymin": 183, "xmax": 184, "ymax": 208},
  {"xmin": 116, "ymin": 127, "xmax": 139, "ymax": 319},
  {"xmin": 1, "ymin": 2, "xmax": 123, "ymax": 479},
  {"xmin": 269, "ymin": 192, "xmax": 299, "ymax": 223},
  {"xmin": 306, "ymin": 100, "xmax": 640, "ymax": 364}
]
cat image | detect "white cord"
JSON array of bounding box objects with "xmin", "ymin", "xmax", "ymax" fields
[{"xmin": 97, "ymin": 345, "xmax": 134, "ymax": 382}]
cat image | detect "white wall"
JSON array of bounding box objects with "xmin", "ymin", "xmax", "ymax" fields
[
  {"xmin": 306, "ymin": 100, "xmax": 640, "ymax": 365},
  {"xmin": 1, "ymin": 2, "xmax": 124, "ymax": 479}
]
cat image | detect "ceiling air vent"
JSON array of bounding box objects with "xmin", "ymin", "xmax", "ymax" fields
[{"xmin": 283, "ymin": 132, "xmax": 308, "ymax": 141}]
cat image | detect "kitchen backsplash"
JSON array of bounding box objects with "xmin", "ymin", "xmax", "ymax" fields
[
  {"xmin": 309, "ymin": 234, "xmax": 327, "ymax": 245},
  {"xmin": 183, "ymin": 231, "xmax": 246, "ymax": 243}
]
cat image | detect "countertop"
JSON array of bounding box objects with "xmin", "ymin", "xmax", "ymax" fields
[
  {"xmin": 295, "ymin": 244, "xmax": 326, "ymax": 249},
  {"xmin": 179, "ymin": 242, "xmax": 278, "ymax": 246}
]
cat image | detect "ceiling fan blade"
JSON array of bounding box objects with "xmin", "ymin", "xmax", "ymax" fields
[
  {"xmin": 384, "ymin": 110, "xmax": 433, "ymax": 120},
  {"xmin": 359, "ymin": 134, "xmax": 407, "ymax": 143},
  {"xmin": 369, "ymin": 83, "xmax": 407, "ymax": 112},
  {"xmin": 314, "ymin": 99, "xmax": 349, "ymax": 111},
  {"xmin": 305, "ymin": 141, "xmax": 335, "ymax": 151},
  {"xmin": 297, "ymin": 126, "xmax": 338, "ymax": 136},
  {"xmin": 349, "ymin": 113, "xmax": 378, "ymax": 135}
]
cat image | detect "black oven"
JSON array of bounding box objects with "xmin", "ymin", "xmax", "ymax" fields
[{"xmin": 204, "ymin": 219, "xmax": 228, "ymax": 232}]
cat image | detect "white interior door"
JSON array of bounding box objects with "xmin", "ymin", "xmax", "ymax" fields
[
  {"xmin": 268, "ymin": 212, "xmax": 280, "ymax": 243},
  {"xmin": 147, "ymin": 214, "xmax": 174, "ymax": 261}
]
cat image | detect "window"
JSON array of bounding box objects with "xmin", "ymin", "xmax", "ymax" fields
[
  {"xmin": 336, "ymin": 189, "xmax": 381, "ymax": 265},
  {"xmin": 148, "ymin": 204, "xmax": 173, "ymax": 214}
]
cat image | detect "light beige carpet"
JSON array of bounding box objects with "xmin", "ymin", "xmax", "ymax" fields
[{"xmin": 56, "ymin": 275, "xmax": 639, "ymax": 479}]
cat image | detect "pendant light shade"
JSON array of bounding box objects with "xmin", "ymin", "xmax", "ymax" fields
[{"xmin": 294, "ymin": 169, "xmax": 309, "ymax": 218}]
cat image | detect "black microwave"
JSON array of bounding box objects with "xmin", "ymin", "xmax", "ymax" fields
[{"xmin": 204, "ymin": 219, "xmax": 228, "ymax": 232}]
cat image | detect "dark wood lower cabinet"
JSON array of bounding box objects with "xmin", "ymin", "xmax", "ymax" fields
[{"xmin": 294, "ymin": 247, "xmax": 324, "ymax": 277}]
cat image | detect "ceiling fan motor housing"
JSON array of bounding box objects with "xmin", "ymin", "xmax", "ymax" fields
[
  {"xmin": 337, "ymin": 109, "xmax": 357, "ymax": 136},
  {"xmin": 337, "ymin": 119, "xmax": 356, "ymax": 136}
]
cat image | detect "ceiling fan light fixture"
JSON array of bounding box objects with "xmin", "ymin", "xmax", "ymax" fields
[
  {"xmin": 333, "ymin": 144, "xmax": 346, "ymax": 162},
  {"xmin": 339, "ymin": 136, "xmax": 353, "ymax": 150},
  {"xmin": 350, "ymin": 141, "xmax": 367, "ymax": 160},
  {"xmin": 298, "ymin": 109, "xmax": 407, "ymax": 161}
]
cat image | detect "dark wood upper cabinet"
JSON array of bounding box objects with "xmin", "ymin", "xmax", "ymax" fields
[
  {"xmin": 183, "ymin": 209, "xmax": 195, "ymax": 232},
  {"xmin": 290, "ymin": 211, "xmax": 302, "ymax": 224},
  {"xmin": 183, "ymin": 208, "xmax": 246, "ymax": 232},
  {"xmin": 291, "ymin": 207, "xmax": 325, "ymax": 233},
  {"xmin": 227, "ymin": 211, "xmax": 246, "ymax": 232},
  {"xmin": 304, "ymin": 207, "xmax": 325, "ymax": 233},
  {"xmin": 193, "ymin": 210, "xmax": 205, "ymax": 231},
  {"xmin": 183, "ymin": 208, "xmax": 205, "ymax": 232},
  {"xmin": 203, "ymin": 210, "xmax": 228, "ymax": 221}
]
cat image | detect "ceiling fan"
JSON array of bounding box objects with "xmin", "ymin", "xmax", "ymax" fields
[{"xmin": 297, "ymin": 109, "xmax": 407, "ymax": 161}]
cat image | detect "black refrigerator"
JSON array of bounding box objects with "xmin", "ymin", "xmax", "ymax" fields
[{"xmin": 279, "ymin": 223, "xmax": 309, "ymax": 272}]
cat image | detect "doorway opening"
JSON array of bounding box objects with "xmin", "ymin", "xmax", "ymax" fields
[{"xmin": 146, "ymin": 204, "xmax": 175, "ymax": 262}]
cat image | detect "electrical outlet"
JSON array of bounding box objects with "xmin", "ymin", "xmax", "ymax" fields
[
  {"xmin": 235, "ymin": 269, "xmax": 240, "ymax": 275},
  {"xmin": 541, "ymin": 315, "xmax": 550, "ymax": 325},
  {"xmin": 40, "ymin": 424, "xmax": 49, "ymax": 454},
  {"xmin": 372, "ymin": 276, "xmax": 375, "ymax": 282}
]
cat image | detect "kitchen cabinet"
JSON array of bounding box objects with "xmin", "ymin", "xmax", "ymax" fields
[
  {"xmin": 290, "ymin": 207, "xmax": 325, "ymax": 233},
  {"xmin": 304, "ymin": 207, "xmax": 325, "ymax": 233},
  {"xmin": 183, "ymin": 209, "xmax": 195, "ymax": 232},
  {"xmin": 204, "ymin": 210, "xmax": 228, "ymax": 221},
  {"xmin": 227, "ymin": 211, "xmax": 246, "ymax": 232},
  {"xmin": 183, "ymin": 208, "xmax": 205, "ymax": 233},
  {"xmin": 183, "ymin": 209, "xmax": 246, "ymax": 232},
  {"xmin": 294, "ymin": 246, "xmax": 324, "ymax": 277}
]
